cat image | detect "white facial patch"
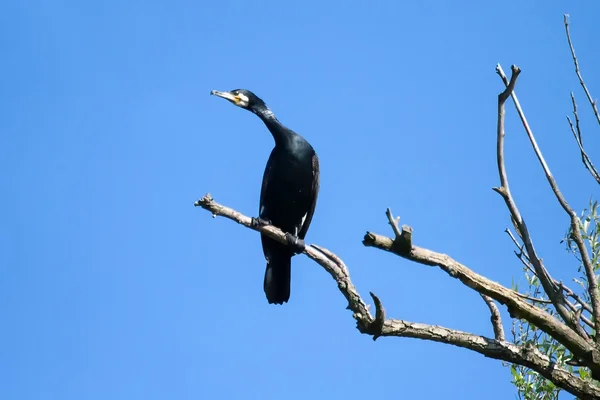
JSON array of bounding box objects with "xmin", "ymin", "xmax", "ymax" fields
[{"xmin": 237, "ymin": 93, "xmax": 249, "ymax": 107}]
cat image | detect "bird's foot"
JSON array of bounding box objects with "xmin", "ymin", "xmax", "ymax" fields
[
  {"xmin": 251, "ymin": 217, "xmax": 271, "ymax": 228},
  {"xmin": 285, "ymin": 233, "xmax": 306, "ymax": 254}
]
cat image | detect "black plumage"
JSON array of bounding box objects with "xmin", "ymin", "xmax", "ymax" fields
[{"xmin": 211, "ymin": 89, "xmax": 320, "ymax": 304}]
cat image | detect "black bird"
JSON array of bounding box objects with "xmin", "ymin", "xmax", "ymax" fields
[{"xmin": 211, "ymin": 89, "xmax": 320, "ymax": 304}]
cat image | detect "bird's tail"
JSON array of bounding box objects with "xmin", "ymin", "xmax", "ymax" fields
[{"xmin": 264, "ymin": 248, "xmax": 292, "ymax": 305}]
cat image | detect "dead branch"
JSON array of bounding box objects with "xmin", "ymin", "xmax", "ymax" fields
[
  {"xmin": 196, "ymin": 194, "xmax": 600, "ymax": 399},
  {"xmin": 505, "ymin": 229, "xmax": 594, "ymax": 330},
  {"xmin": 514, "ymin": 292, "xmax": 552, "ymax": 305},
  {"xmin": 362, "ymin": 228, "xmax": 600, "ymax": 376},
  {"xmin": 194, "ymin": 194, "xmax": 376, "ymax": 333},
  {"xmin": 481, "ymin": 294, "xmax": 506, "ymax": 341},
  {"xmin": 566, "ymin": 94, "xmax": 600, "ymax": 184},
  {"xmin": 493, "ymin": 64, "xmax": 577, "ymax": 334},
  {"xmin": 496, "ymin": 64, "xmax": 600, "ymax": 343},
  {"xmin": 378, "ymin": 319, "xmax": 600, "ymax": 400},
  {"xmin": 564, "ymin": 14, "xmax": 600, "ymax": 126},
  {"xmin": 559, "ymin": 281, "xmax": 594, "ymax": 317}
]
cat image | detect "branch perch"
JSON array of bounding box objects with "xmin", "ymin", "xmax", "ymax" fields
[
  {"xmin": 196, "ymin": 194, "xmax": 600, "ymax": 398},
  {"xmin": 194, "ymin": 193, "xmax": 375, "ymax": 331}
]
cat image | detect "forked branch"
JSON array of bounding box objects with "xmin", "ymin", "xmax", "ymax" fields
[
  {"xmin": 493, "ymin": 64, "xmax": 576, "ymax": 334},
  {"xmin": 362, "ymin": 228, "xmax": 600, "ymax": 375}
]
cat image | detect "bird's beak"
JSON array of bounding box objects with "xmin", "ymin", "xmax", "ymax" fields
[{"xmin": 210, "ymin": 90, "xmax": 240, "ymax": 105}]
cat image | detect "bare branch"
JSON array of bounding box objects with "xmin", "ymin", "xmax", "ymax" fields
[
  {"xmin": 362, "ymin": 229, "xmax": 600, "ymax": 376},
  {"xmin": 369, "ymin": 292, "xmax": 386, "ymax": 341},
  {"xmin": 493, "ymin": 64, "xmax": 577, "ymax": 332},
  {"xmin": 559, "ymin": 281, "xmax": 594, "ymax": 316},
  {"xmin": 386, "ymin": 208, "xmax": 402, "ymax": 239},
  {"xmin": 564, "ymin": 14, "xmax": 600, "ymax": 126},
  {"xmin": 496, "ymin": 63, "xmax": 600, "ymax": 343},
  {"xmin": 514, "ymin": 292, "xmax": 553, "ymax": 305},
  {"xmin": 196, "ymin": 194, "xmax": 600, "ymax": 398},
  {"xmin": 566, "ymin": 94, "xmax": 600, "ymax": 184},
  {"xmin": 505, "ymin": 230, "xmax": 594, "ymax": 333},
  {"xmin": 194, "ymin": 194, "xmax": 375, "ymax": 332},
  {"xmin": 481, "ymin": 294, "xmax": 506, "ymax": 341},
  {"xmin": 505, "ymin": 229, "xmax": 594, "ymax": 330},
  {"xmin": 379, "ymin": 319, "xmax": 600, "ymax": 400}
]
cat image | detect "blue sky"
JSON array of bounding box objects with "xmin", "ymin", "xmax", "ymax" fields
[{"xmin": 2, "ymin": 1, "xmax": 600, "ymax": 399}]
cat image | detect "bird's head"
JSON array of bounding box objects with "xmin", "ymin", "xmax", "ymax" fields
[{"xmin": 210, "ymin": 89, "xmax": 266, "ymax": 112}]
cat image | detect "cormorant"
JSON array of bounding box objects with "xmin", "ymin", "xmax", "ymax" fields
[{"xmin": 211, "ymin": 89, "xmax": 320, "ymax": 305}]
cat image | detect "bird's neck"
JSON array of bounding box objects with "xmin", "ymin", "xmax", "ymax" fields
[{"xmin": 253, "ymin": 107, "xmax": 295, "ymax": 146}]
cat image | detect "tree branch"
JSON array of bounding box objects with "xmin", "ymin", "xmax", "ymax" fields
[
  {"xmin": 362, "ymin": 228, "xmax": 600, "ymax": 376},
  {"xmin": 564, "ymin": 14, "xmax": 600, "ymax": 126},
  {"xmin": 196, "ymin": 194, "xmax": 600, "ymax": 399},
  {"xmin": 493, "ymin": 64, "xmax": 577, "ymax": 334},
  {"xmin": 567, "ymin": 96, "xmax": 600, "ymax": 184},
  {"xmin": 194, "ymin": 193, "xmax": 377, "ymax": 332},
  {"xmin": 379, "ymin": 319, "xmax": 600, "ymax": 400},
  {"xmin": 505, "ymin": 229, "xmax": 595, "ymax": 331},
  {"xmin": 566, "ymin": 94, "xmax": 600, "ymax": 184},
  {"xmin": 496, "ymin": 64, "xmax": 600, "ymax": 343},
  {"xmin": 481, "ymin": 294, "xmax": 506, "ymax": 341}
]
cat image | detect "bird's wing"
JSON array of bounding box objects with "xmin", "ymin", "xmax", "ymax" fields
[
  {"xmin": 298, "ymin": 152, "xmax": 320, "ymax": 239},
  {"xmin": 259, "ymin": 149, "xmax": 276, "ymax": 218}
]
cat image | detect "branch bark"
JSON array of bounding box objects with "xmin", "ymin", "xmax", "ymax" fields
[
  {"xmin": 481, "ymin": 294, "xmax": 506, "ymax": 341},
  {"xmin": 194, "ymin": 194, "xmax": 376, "ymax": 333},
  {"xmin": 378, "ymin": 320, "xmax": 600, "ymax": 400},
  {"xmin": 195, "ymin": 194, "xmax": 600, "ymax": 399},
  {"xmin": 362, "ymin": 229, "xmax": 600, "ymax": 377}
]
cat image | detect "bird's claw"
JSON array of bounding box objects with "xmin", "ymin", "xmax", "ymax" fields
[
  {"xmin": 251, "ymin": 217, "xmax": 271, "ymax": 228},
  {"xmin": 285, "ymin": 233, "xmax": 306, "ymax": 254}
]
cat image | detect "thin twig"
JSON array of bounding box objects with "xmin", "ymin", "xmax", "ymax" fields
[
  {"xmin": 505, "ymin": 229, "xmax": 593, "ymax": 324},
  {"xmin": 512, "ymin": 253, "xmax": 594, "ymax": 331},
  {"xmin": 481, "ymin": 294, "xmax": 506, "ymax": 341},
  {"xmin": 385, "ymin": 208, "xmax": 402, "ymax": 239},
  {"xmin": 559, "ymin": 282, "xmax": 594, "ymax": 316},
  {"xmin": 564, "ymin": 14, "xmax": 600, "ymax": 126},
  {"xmin": 566, "ymin": 94, "xmax": 600, "ymax": 184},
  {"xmin": 507, "ymin": 241, "xmax": 594, "ymax": 332},
  {"xmin": 496, "ymin": 63, "xmax": 600, "ymax": 343},
  {"xmin": 514, "ymin": 292, "xmax": 553, "ymax": 304}
]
